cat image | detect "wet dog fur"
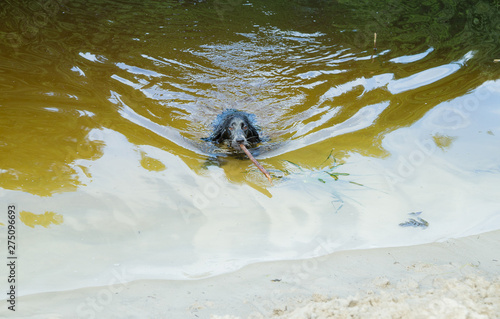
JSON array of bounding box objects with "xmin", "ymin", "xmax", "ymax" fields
[{"xmin": 206, "ymin": 110, "xmax": 261, "ymax": 150}]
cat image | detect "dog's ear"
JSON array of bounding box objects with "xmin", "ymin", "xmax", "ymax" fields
[
  {"xmin": 246, "ymin": 121, "xmax": 261, "ymax": 144},
  {"xmin": 210, "ymin": 115, "xmax": 233, "ymax": 144},
  {"xmin": 210, "ymin": 125, "xmax": 226, "ymax": 144}
]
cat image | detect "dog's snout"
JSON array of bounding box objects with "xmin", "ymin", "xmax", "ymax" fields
[
  {"xmin": 235, "ymin": 136, "xmax": 246, "ymax": 144},
  {"xmin": 233, "ymin": 126, "xmax": 247, "ymax": 144}
]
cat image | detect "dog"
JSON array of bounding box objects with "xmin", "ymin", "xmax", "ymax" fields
[
  {"xmin": 205, "ymin": 109, "xmax": 261, "ymax": 150},
  {"xmin": 204, "ymin": 109, "xmax": 272, "ymax": 183}
]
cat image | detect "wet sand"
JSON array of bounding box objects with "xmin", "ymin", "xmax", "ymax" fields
[{"xmin": 6, "ymin": 230, "xmax": 500, "ymax": 319}]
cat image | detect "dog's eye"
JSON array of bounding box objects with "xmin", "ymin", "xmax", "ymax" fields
[
  {"xmin": 228, "ymin": 127, "xmax": 234, "ymax": 131},
  {"xmin": 242, "ymin": 124, "xmax": 248, "ymax": 130}
]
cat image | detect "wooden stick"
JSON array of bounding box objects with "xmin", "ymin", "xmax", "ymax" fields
[
  {"xmin": 240, "ymin": 144, "xmax": 273, "ymax": 184},
  {"xmin": 371, "ymin": 32, "xmax": 377, "ymax": 63}
]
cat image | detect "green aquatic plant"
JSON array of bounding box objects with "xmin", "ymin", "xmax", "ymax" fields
[
  {"xmin": 325, "ymin": 171, "xmax": 350, "ymax": 181},
  {"xmin": 282, "ymin": 150, "xmax": 360, "ymax": 185},
  {"xmin": 320, "ymin": 150, "xmax": 351, "ymax": 182}
]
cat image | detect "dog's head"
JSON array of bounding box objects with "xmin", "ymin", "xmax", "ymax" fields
[{"xmin": 210, "ymin": 111, "xmax": 261, "ymax": 150}]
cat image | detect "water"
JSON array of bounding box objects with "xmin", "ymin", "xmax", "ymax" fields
[{"xmin": 1, "ymin": 0, "xmax": 499, "ymax": 296}]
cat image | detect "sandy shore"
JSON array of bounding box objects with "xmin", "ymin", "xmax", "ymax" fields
[{"xmin": 4, "ymin": 230, "xmax": 499, "ymax": 318}]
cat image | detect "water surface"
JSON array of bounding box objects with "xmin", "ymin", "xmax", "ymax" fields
[{"xmin": 1, "ymin": 0, "xmax": 499, "ymax": 296}]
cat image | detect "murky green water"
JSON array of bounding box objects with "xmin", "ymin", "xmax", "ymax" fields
[{"xmin": 1, "ymin": 0, "xmax": 500, "ymax": 296}]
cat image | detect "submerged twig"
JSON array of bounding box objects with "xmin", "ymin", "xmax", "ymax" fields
[
  {"xmin": 371, "ymin": 32, "xmax": 377, "ymax": 63},
  {"xmin": 240, "ymin": 144, "xmax": 273, "ymax": 184}
]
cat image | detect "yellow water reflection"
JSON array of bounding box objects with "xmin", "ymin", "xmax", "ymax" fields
[
  {"xmin": 432, "ymin": 134, "xmax": 457, "ymax": 150},
  {"xmin": 0, "ymin": 0, "xmax": 498, "ymax": 196},
  {"xmin": 0, "ymin": 104, "xmax": 105, "ymax": 196},
  {"xmin": 19, "ymin": 211, "xmax": 64, "ymax": 228},
  {"xmin": 140, "ymin": 152, "xmax": 167, "ymax": 172}
]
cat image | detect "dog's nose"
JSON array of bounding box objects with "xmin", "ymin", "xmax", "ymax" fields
[{"xmin": 235, "ymin": 137, "xmax": 245, "ymax": 144}]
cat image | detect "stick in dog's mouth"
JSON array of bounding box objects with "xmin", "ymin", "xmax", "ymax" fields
[{"xmin": 239, "ymin": 144, "xmax": 273, "ymax": 185}]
